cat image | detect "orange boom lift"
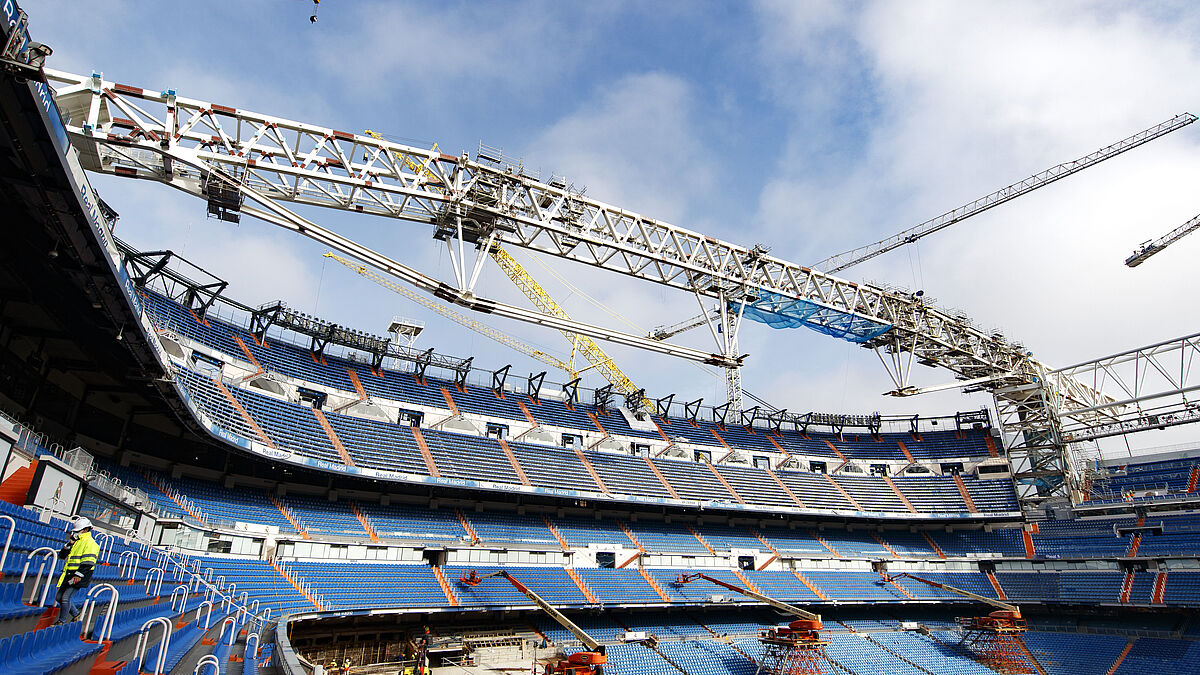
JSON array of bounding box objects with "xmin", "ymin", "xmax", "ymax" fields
[
  {"xmin": 672, "ymin": 573, "xmax": 831, "ymax": 675},
  {"xmin": 882, "ymin": 572, "xmax": 1043, "ymax": 674},
  {"xmin": 459, "ymin": 570, "xmax": 606, "ymax": 674}
]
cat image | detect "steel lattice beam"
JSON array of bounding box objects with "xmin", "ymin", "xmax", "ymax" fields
[
  {"xmin": 46, "ymin": 69, "xmax": 1079, "ymax": 390},
  {"xmin": 1049, "ymin": 331, "xmax": 1200, "ymax": 443},
  {"xmin": 45, "ymin": 68, "xmax": 1163, "ymax": 515}
]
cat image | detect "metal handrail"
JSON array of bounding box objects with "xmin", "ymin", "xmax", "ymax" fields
[
  {"xmin": 246, "ymin": 632, "xmax": 261, "ymax": 664},
  {"xmin": 118, "ymin": 550, "xmax": 139, "ymax": 579},
  {"xmin": 0, "ymin": 514, "xmax": 14, "ymax": 572},
  {"xmin": 20, "ymin": 546, "xmax": 59, "ymax": 607},
  {"xmin": 218, "ymin": 616, "xmax": 238, "ymax": 645},
  {"xmin": 93, "ymin": 531, "xmax": 115, "ymax": 564},
  {"xmin": 145, "ymin": 567, "xmax": 164, "ymax": 596},
  {"xmin": 133, "ymin": 616, "xmax": 173, "ymax": 675},
  {"xmin": 79, "ymin": 583, "xmax": 119, "ymax": 643},
  {"xmin": 255, "ymin": 607, "xmax": 273, "ymax": 634},
  {"xmin": 170, "ymin": 584, "xmax": 190, "ymax": 612},
  {"xmin": 194, "ymin": 654, "xmax": 220, "ymax": 675},
  {"xmin": 195, "ymin": 599, "xmax": 214, "ymax": 630}
]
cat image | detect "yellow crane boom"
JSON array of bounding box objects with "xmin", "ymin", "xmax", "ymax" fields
[
  {"xmin": 363, "ymin": 130, "xmax": 442, "ymax": 185},
  {"xmin": 364, "ymin": 129, "xmax": 645, "ymax": 404},
  {"xmin": 323, "ymin": 252, "xmax": 577, "ymax": 379},
  {"xmin": 489, "ymin": 246, "xmax": 648, "ymax": 407}
]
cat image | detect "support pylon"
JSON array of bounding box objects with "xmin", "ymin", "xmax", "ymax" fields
[
  {"xmin": 958, "ymin": 628, "xmax": 1037, "ymax": 674},
  {"xmin": 755, "ymin": 641, "xmax": 831, "ymax": 675}
]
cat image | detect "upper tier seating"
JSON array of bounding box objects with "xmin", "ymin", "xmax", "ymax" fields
[
  {"xmin": 1087, "ymin": 457, "xmax": 1199, "ymax": 501},
  {"xmin": 146, "ymin": 289, "xmax": 1009, "ymax": 519}
]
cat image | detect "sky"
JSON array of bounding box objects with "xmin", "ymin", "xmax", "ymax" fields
[{"xmin": 31, "ymin": 0, "xmax": 1200, "ymax": 459}]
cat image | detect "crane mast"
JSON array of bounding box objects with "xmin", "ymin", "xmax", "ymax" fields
[
  {"xmin": 882, "ymin": 572, "xmax": 1041, "ymax": 675},
  {"xmin": 672, "ymin": 573, "xmax": 831, "ymax": 675},
  {"xmin": 813, "ymin": 113, "xmax": 1197, "ymax": 274},
  {"xmin": 1126, "ymin": 211, "xmax": 1200, "ymax": 267}
]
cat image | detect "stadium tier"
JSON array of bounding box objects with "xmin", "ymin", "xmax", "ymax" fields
[{"xmin": 140, "ymin": 289, "xmax": 1019, "ymax": 521}]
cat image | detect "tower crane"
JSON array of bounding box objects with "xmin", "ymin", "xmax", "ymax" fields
[
  {"xmin": 881, "ymin": 573, "xmax": 1042, "ymax": 674},
  {"xmin": 458, "ymin": 570, "xmax": 605, "ymax": 674},
  {"xmin": 488, "ymin": 246, "xmax": 649, "ymax": 408},
  {"xmin": 647, "ymin": 114, "xmax": 1197, "ymax": 343},
  {"xmin": 812, "ymin": 113, "xmax": 1196, "ymax": 274},
  {"xmin": 1125, "ymin": 211, "xmax": 1200, "ymax": 267},
  {"xmin": 672, "ymin": 573, "xmax": 830, "ymax": 675},
  {"xmin": 323, "ymin": 252, "xmax": 579, "ymax": 379}
]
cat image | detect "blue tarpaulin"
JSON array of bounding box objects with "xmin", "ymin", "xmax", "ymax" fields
[{"xmin": 738, "ymin": 292, "xmax": 892, "ymax": 343}]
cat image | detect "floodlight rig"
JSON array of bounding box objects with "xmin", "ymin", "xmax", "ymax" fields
[
  {"xmin": 671, "ymin": 573, "xmax": 830, "ymax": 675},
  {"xmin": 882, "ymin": 573, "xmax": 1042, "ymax": 675},
  {"xmin": 458, "ymin": 570, "xmax": 605, "ymax": 674}
]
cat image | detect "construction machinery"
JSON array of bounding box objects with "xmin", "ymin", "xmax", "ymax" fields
[
  {"xmin": 458, "ymin": 570, "xmax": 605, "ymax": 674},
  {"xmin": 672, "ymin": 573, "xmax": 830, "ymax": 675},
  {"xmin": 882, "ymin": 573, "xmax": 1041, "ymax": 674},
  {"xmin": 813, "ymin": 113, "xmax": 1196, "ymax": 274},
  {"xmin": 1126, "ymin": 211, "xmax": 1200, "ymax": 267},
  {"xmin": 488, "ymin": 245, "xmax": 650, "ymax": 410}
]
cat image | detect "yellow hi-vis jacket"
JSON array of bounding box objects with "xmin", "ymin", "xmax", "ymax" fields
[{"xmin": 57, "ymin": 531, "xmax": 99, "ymax": 587}]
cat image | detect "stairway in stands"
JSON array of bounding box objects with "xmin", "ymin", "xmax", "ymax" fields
[{"xmin": 0, "ymin": 460, "xmax": 36, "ymax": 505}]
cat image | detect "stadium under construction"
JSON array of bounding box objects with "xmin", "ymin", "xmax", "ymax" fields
[{"xmin": 1, "ymin": 3, "xmax": 1199, "ymax": 674}]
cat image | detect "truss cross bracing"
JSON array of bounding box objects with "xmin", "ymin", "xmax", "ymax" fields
[
  {"xmin": 44, "ymin": 67, "xmax": 1193, "ymax": 515},
  {"xmin": 755, "ymin": 642, "xmax": 831, "ymax": 675},
  {"xmin": 1047, "ymin": 331, "xmax": 1200, "ymax": 443},
  {"xmin": 957, "ymin": 630, "xmax": 1037, "ymax": 675}
]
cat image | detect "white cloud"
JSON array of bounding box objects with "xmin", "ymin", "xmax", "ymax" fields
[
  {"xmin": 318, "ymin": 1, "xmax": 614, "ymax": 103},
  {"xmin": 523, "ymin": 72, "xmax": 717, "ymax": 224},
  {"xmin": 750, "ymin": 0, "xmax": 1200, "ymax": 452}
]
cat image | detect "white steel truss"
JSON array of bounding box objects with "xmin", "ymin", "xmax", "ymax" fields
[
  {"xmin": 46, "ymin": 68, "xmax": 1051, "ymax": 388},
  {"xmin": 996, "ymin": 332, "xmax": 1200, "ymax": 513},
  {"xmin": 47, "ymin": 68, "xmax": 1194, "ymax": 515},
  {"xmin": 1048, "ymin": 331, "xmax": 1200, "ymax": 443}
]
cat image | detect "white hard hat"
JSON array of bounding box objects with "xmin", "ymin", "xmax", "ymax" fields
[{"xmin": 72, "ymin": 517, "xmax": 92, "ymax": 532}]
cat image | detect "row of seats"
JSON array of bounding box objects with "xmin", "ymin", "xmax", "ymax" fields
[
  {"xmin": 162, "ymin": 367, "xmax": 1021, "ymax": 518},
  {"xmin": 234, "ymin": 562, "xmax": 1200, "ymax": 612},
  {"xmin": 601, "ymin": 628, "xmax": 1143, "ymax": 675},
  {"xmin": 88, "ymin": 460, "xmax": 1200, "ymax": 563},
  {"xmin": 143, "ymin": 289, "xmax": 998, "ymax": 465},
  {"xmin": 0, "ymin": 622, "xmax": 104, "ymax": 675}
]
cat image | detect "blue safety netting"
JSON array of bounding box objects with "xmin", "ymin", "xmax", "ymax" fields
[{"xmin": 738, "ymin": 292, "xmax": 892, "ymax": 343}]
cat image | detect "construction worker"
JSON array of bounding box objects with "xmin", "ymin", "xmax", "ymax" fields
[
  {"xmin": 343, "ymin": 657, "xmax": 352, "ymax": 673},
  {"xmin": 53, "ymin": 517, "xmax": 99, "ymax": 624},
  {"xmin": 326, "ymin": 657, "xmax": 339, "ymax": 674}
]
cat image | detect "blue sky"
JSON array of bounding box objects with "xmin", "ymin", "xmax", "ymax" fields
[{"xmin": 32, "ymin": 1, "xmax": 1200, "ymax": 457}]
